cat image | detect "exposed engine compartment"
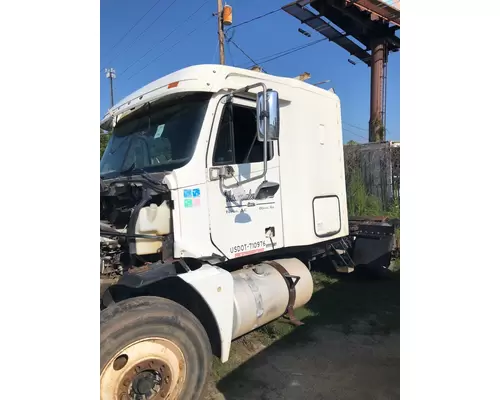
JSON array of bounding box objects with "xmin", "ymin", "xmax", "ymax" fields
[{"xmin": 100, "ymin": 176, "xmax": 173, "ymax": 281}]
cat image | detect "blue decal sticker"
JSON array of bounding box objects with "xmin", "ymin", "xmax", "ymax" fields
[
  {"xmin": 183, "ymin": 189, "xmax": 192, "ymax": 198},
  {"xmin": 184, "ymin": 199, "xmax": 193, "ymax": 208},
  {"xmin": 192, "ymin": 188, "xmax": 200, "ymax": 198}
]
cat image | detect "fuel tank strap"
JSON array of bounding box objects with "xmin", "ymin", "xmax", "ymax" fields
[{"xmin": 263, "ymin": 260, "xmax": 304, "ymax": 326}]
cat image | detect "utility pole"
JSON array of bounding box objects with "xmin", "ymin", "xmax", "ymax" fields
[
  {"xmin": 217, "ymin": 0, "xmax": 225, "ymax": 65},
  {"xmin": 105, "ymin": 68, "xmax": 116, "ymax": 107}
]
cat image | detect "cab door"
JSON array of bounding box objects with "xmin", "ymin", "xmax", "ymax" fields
[{"xmin": 206, "ymin": 96, "xmax": 283, "ymax": 259}]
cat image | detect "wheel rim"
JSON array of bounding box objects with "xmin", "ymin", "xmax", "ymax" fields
[{"xmin": 101, "ymin": 337, "xmax": 186, "ymax": 400}]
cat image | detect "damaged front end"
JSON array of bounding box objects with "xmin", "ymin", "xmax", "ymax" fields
[
  {"xmin": 99, "ymin": 93, "xmax": 212, "ymax": 299},
  {"xmin": 100, "ymin": 173, "xmax": 175, "ymax": 298}
]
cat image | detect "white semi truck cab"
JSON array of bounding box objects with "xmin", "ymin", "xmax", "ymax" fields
[{"xmin": 100, "ymin": 64, "xmax": 349, "ymax": 400}]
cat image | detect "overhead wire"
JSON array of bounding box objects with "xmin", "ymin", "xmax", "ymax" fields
[
  {"xmin": 104, "ymin": 0, "xmax": 398, "ymax": 72},
  {"xmin": 227, "ymin": 44, "xmax": 235, "ymax": 66},
  {"xmin": 105, "ymin": 0, "xmax": 397, "ymax": 133},
  {"xmin": 345, "ymin": 121, "xmax": 394, "ymax": 137},
  {"xmin": 101, "ymin": 0, "xmax": 163, "ymax": 70},
  {"xmin": 220, "ymin": 4, "xmax": 322, "ymax": 69},
  {"xmin": 211, "ymin": 38, "xmax": 221, "ymax": 64},
  {"xmin": 225, "ymin": 7, "xmax": 282, "ymax": 31},
  {"xmin": 127, "ymin": 14, "xmax": 215, "ymax": 81},
  {"xmin": 103, "ymin": 0, "xmax": 180, "ymax": 70},
  {"xmin": 344, "ymin": 122, "xmax": 368, "ymax": 131},
  {"xmin": 344, "ymin": 124, "xmax": 396, "ymax": 141},
  {"xmin": 221, "ymin": 2, "xmax": 394, "ymax": 138},
  {"xmin": 343, "ymin": 128, "xmax": 368, "ymax": 141},
  {"xmin": 237, "ymin": 38, "xmax": 327, "ymax": 69},
  {"xmin": 231, "ymin": 5, "xmax": 395, "ymax": 131},
  {"xmin": 227, "ymin": 38, "xmax": 263, "ymax": 72},
  {"xmin": 259, "ymin": 38, "xmax": 327, "ymax": 65},
  {"xmin": 223, "ymin": 30, "xmax": 237, "ymax": 66},
  {"xmin": 120, "ymin": 0, "xmax": 210, "ymax": 78}
]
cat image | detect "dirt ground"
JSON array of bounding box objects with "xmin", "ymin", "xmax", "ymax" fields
[{"xmin": 205, "ymin": 269, "xmax": 400, "ymax": 400}]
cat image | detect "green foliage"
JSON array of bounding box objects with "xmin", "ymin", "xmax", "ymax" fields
[
  {"xmin": 100, "ymin": 132, "xmax": 110, "ymax": 158},
  {"xmin": 370, "ymin": 118, "xmax": 386, "ymax": 142},
  {"xmin": 346, "ymin": 168, "xmax": 383, "ymax": 216},
  {"xmin": 386, "ymin": 198, "xmax": 400, "ymax": 251},
  {"xmin": 386, "ymin": 197, "xmax": 400, "ymax": 219}
]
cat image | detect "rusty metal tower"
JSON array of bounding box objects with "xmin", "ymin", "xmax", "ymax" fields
[{"xmin": 283, "ymin": 0, "xmax": 400, "ymax": 142}]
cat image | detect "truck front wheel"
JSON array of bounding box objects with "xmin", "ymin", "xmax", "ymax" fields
[{"xmin": 100, "ymin": 296, "xmax": 212, "ymax": 400}]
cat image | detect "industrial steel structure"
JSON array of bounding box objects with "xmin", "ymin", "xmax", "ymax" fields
[{"xmin": 283, "ymin": 0, "xmax": 400, "ymax": 142}]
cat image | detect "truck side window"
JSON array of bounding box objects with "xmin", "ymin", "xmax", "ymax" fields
[
  {"xmin": 213, "ymin": 103, "xmax": 273, "ymax": 166},
  {"xmin": 213, "ymin": 104, "xmax": 234, "ymax": 165}
]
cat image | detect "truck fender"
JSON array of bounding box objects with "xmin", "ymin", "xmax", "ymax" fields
[
  {"xmin": 178, "ymin": 265, "xmax": 234, "ymax": 362},
  {"xmin": 103, "ymin": 263, "xmax": 235, "ymax": 363},
  {"xmin": 114, "ymin": 263, "xmax": 177, "ymax": 289},
  {"xmin": 100, "ymin": 263, "xmax": 177, "ymax": 309}
]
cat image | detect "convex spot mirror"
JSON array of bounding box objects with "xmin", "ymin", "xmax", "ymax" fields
[{"xmin": 257, "ymin": 90, "xmax": 280, "ymax": 142}]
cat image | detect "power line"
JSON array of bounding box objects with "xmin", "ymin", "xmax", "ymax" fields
[
  {"xmin": 101, "ymin": 0, "xmax": 163, "ymax": 71},
  {"xmin": 121, "ymin": 0, "xmax": 210, "ymax": 77},
  {"xmin": 239, "ymin": 38, "xmax": 327, "ymax": 68},
  {"xmin": 345, "ymin": 121, "xmax": 393, "ymax": 136},
  {"xmin": 103, "ymin": 0, "xmax": 180, "ymax": 70},
  {"xmin": 343, "ymin": 128, "xmax": 367, "ymax": 140},
  {"xmin": 127, "ymin": 14, "xmax": 214, "ymax": 81},
  {"xmin": 224, "ymin": 40, "xmax": 385, "ymax": 141},
  {"xmin": 211, "ymin": 38, "xmax": 220, "ymax": 64},
  {"xmin": 223, "ymin": 0, "xmax": 398, "ymax": 34},
  {"xmin": 226, "ymin": 7, "xmax": 282, "ymax": 31},
  {"xmin": 227, "ymin": 44, "xmax": 234, "ymax": 66},
  {"xmin": 237, "ymin": 42, "xmax": 309, "ymax": 68},
  {"xmin": 344, "ymin": 122, "xmax": 368, "ymax": 131},
  {"xmin": 258, "ymin": 39, "xmax": 327, "ymax": 65},
  {"xmin": 228, "ymin": 39, "xmax": 263, "ymax": 71}
]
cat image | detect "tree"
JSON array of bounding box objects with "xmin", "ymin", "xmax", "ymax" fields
[{"xmin": 100, "ymin": 130, "xmax": 110, "ymax": 158}]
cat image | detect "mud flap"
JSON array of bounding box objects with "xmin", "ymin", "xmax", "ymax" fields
[{"xmin": 351, "ymin": 235, "xmax": 395, "ymax": 273}]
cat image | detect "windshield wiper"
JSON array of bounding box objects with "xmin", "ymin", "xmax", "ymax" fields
[
  {"xmin": 120, "ymin": 163, "xmax": 162, "ymax": 186},
  {"xmin": 134, "ymin": 169, "xmax": 165, "ymax": 187},
  {"xmin": 106, "ymin": 165, "xmax": 168, "ymax": 193}
]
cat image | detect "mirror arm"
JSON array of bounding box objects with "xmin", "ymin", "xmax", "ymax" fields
[{"xmin": 262, "ymin": 104, "xmax": 268, "ymax": 184}]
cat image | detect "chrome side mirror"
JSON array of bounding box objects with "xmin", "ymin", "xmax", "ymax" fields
[{"xmin": 257, "ymin": 90, "xmax": 280, "ymax": 142}]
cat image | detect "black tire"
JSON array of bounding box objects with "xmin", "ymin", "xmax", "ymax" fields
[{"xmin": 100, "ymin": 296, "xmax": 212, "ymax": 400}]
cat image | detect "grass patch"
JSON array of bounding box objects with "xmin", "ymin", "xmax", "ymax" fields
[{"xmin": 347, "ymin": 169, "xmax": 384, "ymax": 216}]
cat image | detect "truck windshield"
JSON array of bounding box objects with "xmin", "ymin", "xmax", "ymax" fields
[{"xmin": 100, "ymin": 93, "xmax": 211, "ymax": 179}]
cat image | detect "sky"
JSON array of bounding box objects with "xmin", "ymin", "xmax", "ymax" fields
[{"xmin": 100, "ymin": 0, "xmax": 400, "ymax": 143}]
